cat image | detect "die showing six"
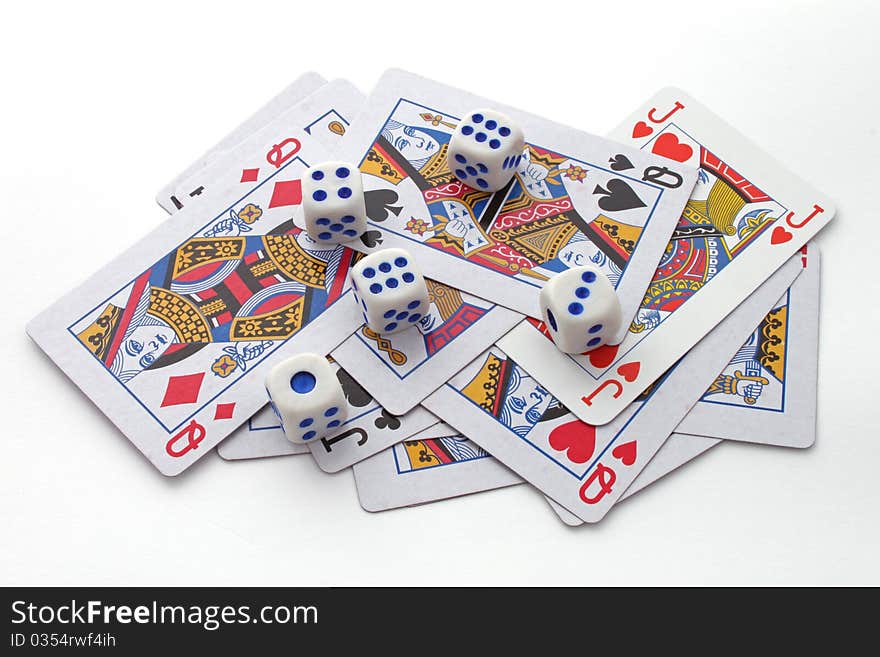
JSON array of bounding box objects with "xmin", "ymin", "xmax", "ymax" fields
[
  {"xmin": 264, "ymin": 353, "xmax": 348, "ymax": 445},
  {"xmin": 350, "ymin": 247, "xmax": 430, "ymax": 336},
  {"xmin": 447, "ymin": 108, "xmax": 525, "ymax": 192}
]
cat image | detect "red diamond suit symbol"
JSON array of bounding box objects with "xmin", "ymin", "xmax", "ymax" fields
[{"xmin": 160, "ymin": 372, "xmax": 205, "ymax": 407}]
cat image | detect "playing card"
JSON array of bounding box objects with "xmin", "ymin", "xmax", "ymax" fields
[
  {"xmin": 354, "ymin": 428, "xmax": 718, "ymax": 514},
  {"xmin": 546, "ymin": 246, "xmax": 821, "ymax": 523},
  {"xmin": 28, "ymin": 122, "xmax": 363, "ymax": 475},
  {"xmin": 541, "ymin": 245, "xmax": 816, "ymax": 522},
  {"xmin": 160, "ymin": 79, "xmax": 364, "ymax": 215},
  {"xmin": 547, "ymin": 433, "xmax": 720, "ymax": 526},
  {"xmin": 338, "ymin": 69, "xmax": 698, "ymax": 337},
  {"xmin": 424, "ymin": 251, "xmax": 804, "ymax": 522},
  {"xmin": 331, "ymin": 280, "xmax": 522, "ymax": 414},
  {"xmin": 218, "ymin": 402, "xmax": 311, "ymax": 460},
  {"xmin": 675, "ymin": 245, "xmax": 820, "ymax": 447},
  {"xmin": 156, "ymin": 72, "xmax": 327, "ymax": 213},
  {"xmin": 500, "ymin": 88, "xmax": 834, "ymax": 427},
  {"xmin": 217, "ymin": 359, "xmax": 441, "ymax": 469},
  {"xmin": 353, "ymin": 429, "xmax": 521, "ymax": 512}
]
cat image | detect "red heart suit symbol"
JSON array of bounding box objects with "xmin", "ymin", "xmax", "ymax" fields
[
  {"xmin": 548, "ymin": 420, "xmax": 596, "ymax": 464},
  {"xmin": 587, "ymin": 344, "xmax": 619, "ymax": 369},
  {"xmin": 651, "ymin": 133, "xmax": 693, "ymax": 163},
  {"xmin": 611, "ymin": 440, "xmax": 637, "ymax": 466},
  {"xmin": 632, "ymin": 121, "xmax": 653, "ymax": 139},
  {"xmin": 616, "ymin": 361, "xmax": 640, "ymax": 382},
  {"xmin": 771, "ymin": 225, "xmax": 792, "ymax": 245}
]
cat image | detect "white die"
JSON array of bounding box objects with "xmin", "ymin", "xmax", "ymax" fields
[
  {"xmin": 447, "ymin": 108, "xmax": 525, "ymax": 192},
  {"xmin": 350, "ymin": 248, "xmax": 430, "ymax": 335},
  {"xmin": 264, "ymin": 353, "xmax": 347, "ymax": 445},
  {"xmin": 301, "ymin": 161, "xmax": 368, "ymax": 244},
  {"xmin": 539, "ymin": 265, "xmax": 622, "ymax": 354}
]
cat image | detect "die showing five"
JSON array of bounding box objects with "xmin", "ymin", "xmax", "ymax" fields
[
  {"xmin": 350, "ymin": 247, "xmax": 430, "ymax": 335},
  {"xmin": 264, "ymin": 353, "xmax": 347, "ymax": 445},
  {"xmin": 301, "ymin": 161, "xmax": 368, "ymax": 244},
  {"xmin": 539, "ymin": 265, "xmax": 622, "ymax": 354}
]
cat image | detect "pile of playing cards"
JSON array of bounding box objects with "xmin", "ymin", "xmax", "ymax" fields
[{"xmin": 27, "ymin": 70, "xmax": 833, "ymax": 524}]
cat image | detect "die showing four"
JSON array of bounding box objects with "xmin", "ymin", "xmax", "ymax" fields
[
  {"xmin": 447, "ymin": 108, "xmax": 525, "ymax": 192},
  {"xmin": 301, "ymin": 161, "xmax": 368, "ymax": 244},
  {"xmin": 350, "ymin": 247, "xmax": 430, "ymax": 335},
  {"xmin": 264, "ymin": 353, "xmax": 347, "ymax": 445},
  {"xmin": 539, "ymin": 265, "xmax": 622, "ymax": 354}
]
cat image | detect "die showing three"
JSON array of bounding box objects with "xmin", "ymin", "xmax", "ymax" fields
[{"xmin": 540, "ymin": 265, "xmax": 622, "ymax": 354}]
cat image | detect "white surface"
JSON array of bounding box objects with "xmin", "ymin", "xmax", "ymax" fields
[{"xmin": 1, "ymin": 0, "xmax": 876, "ymax": 585}]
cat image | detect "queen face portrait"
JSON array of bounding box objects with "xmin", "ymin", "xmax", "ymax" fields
[
  {"xmin": 381, "ymin": 120, "xmax": 442, "ymax": 168},
  {"xmin": 112, "ymin": 319, "xmax": 178, "ymax": 382},
  {"xmin": 122, "ymin": 325, "xmax": 176, "ymax": 371}
]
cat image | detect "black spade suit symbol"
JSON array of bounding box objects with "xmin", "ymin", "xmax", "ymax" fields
[
  {"xmin": 335, "ymin": 368, "xmax": 373, "ymax": 408},
  {"xmin": 364, "ymin": 189, "xmax": 402, "ymax": 223},
  {"xmin": 359, "ymin": 230, "xmax": 384, "ymax": 248},
  {"xmin": 592, "ymin": 178, "xmax": 647, "ymax": 212},
  {"xmin": 608, "ymin": 154, "xmax": 635, "ymax": 171}
]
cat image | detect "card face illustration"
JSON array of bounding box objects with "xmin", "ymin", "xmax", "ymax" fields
[
  {"xmin": 424, "ymin": 253, "xmax": 803, "ymax": 523},
  {"xmin": 161, "ymin": 79, "xmax": 364, "ymax": 215},
  {"xmin": 157, "ymin": 72, "xmax": 327, "ymax": 213},
  {"xmin": 331, "ymin": 279, "xmax": 523, "ymax": 414},
  {"xmin": 500, "ymin": 88, "xmax": 835, "ymax": 426},
  {"xmin": 218, "ymin": 360, "xmax": 439, "ymax": 470},
  {"xmin": 675, "ymin": 245, "xmax": 820, "ymax": 447},
  {"xmin": 353, "ymin": 428, "xmax": 521, "ymax": 512},
  {"xmin": 28, "ymin": 129, "xmax": 367, "ymax": 475},
  {"xmin": 338, "ymin": 69, "xmax": 698, "ymax": 335}
]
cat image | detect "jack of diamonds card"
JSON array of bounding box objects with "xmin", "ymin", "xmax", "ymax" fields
[{"xmin": 28, "ymin": 133, "xmax": 363, "ymax": 475}]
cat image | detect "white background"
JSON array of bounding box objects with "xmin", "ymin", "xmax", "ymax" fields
[{"xmin": 1, "ymin": 1, "xmax": 877, "ymax": 586}]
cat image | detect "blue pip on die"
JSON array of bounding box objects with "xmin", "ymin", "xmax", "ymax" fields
[
  {"xmin": 539, "ymin": 265, "xmax": 622, "ymax": 354},
  {"xmin": 350, "ymin": 247, "xmax": 429, "ymax": 335},
  {"xmin": 301, "ymin": 160, "xmax": 368, "ymax": 244},
  {"xmin": 447, "ymin": 108, "xmax": 525, "ymax": 192},
  {"xmin": 264, "ymin": 353, "xmax": 347, "ymax": 445}
]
